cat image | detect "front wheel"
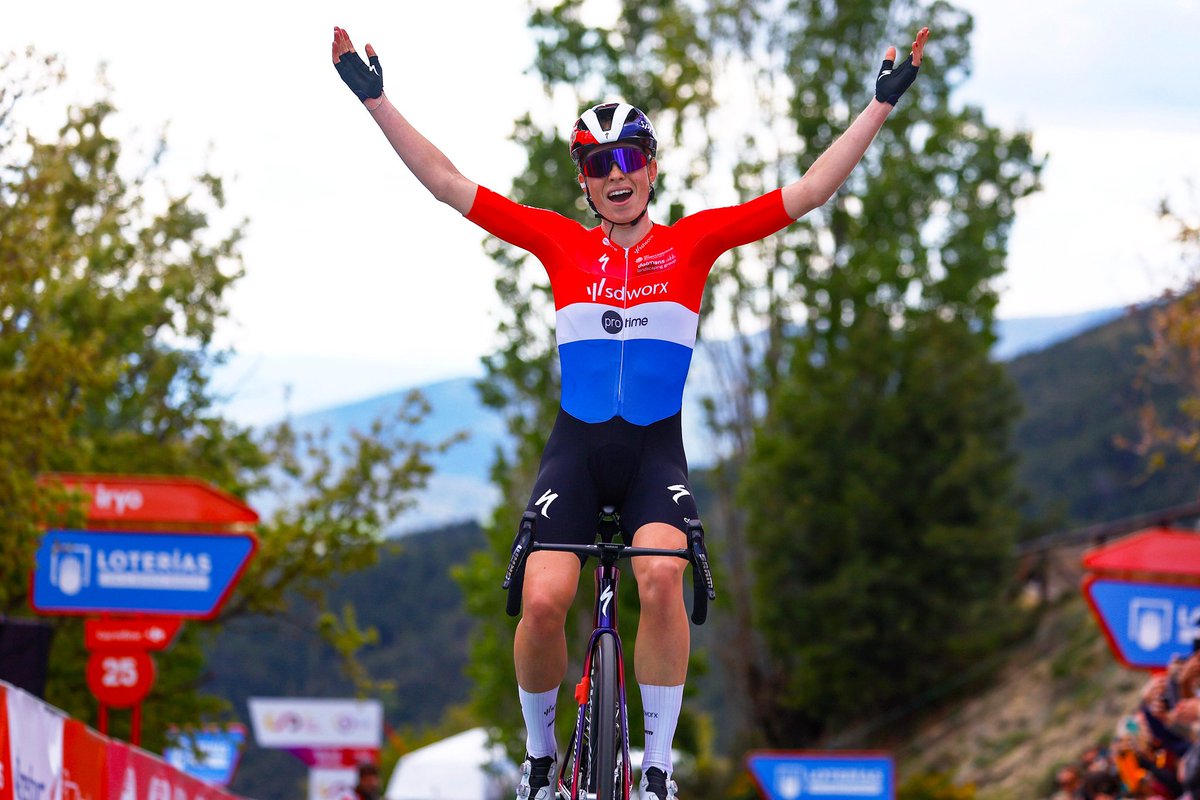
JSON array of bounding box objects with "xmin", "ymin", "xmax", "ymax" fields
[{"xmin": 585, "ymin": 632, "xmax": 623, "ymax": 800}]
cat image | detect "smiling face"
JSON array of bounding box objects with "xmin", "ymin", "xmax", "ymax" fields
[{"xmin": 578, "ymin": 149, "xmax": 658, "ymax": 226}]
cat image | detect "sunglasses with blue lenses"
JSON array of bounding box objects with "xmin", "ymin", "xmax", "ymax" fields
[{"xmin": 580, "ymin": 145, "xmax": 649, "ymax": 178}]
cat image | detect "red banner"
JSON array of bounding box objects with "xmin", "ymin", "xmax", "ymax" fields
[
  {"xmin": 1083, "ymin": 527, "xmax": 1200, "ymax": 581},
  {"xmin": 108, "ymin": 740, "xmax": 175, "ymax": 800},
  {"xmin": 41, "ymin": 473, "xmax": 259, "ymax": 527},
  {"xmin": 86, "ymin": 618, "xmax": 183, "ymax": 652},
  {"xmin": 285, "ymin": 747, "xmax": 381, "ymax": 768},
  {"xmin": 0, "ymin": 680, "xmax": 245, "ymax": 800},
  {"xmin": 63, "ymin": 719, "xmax": 108, "ymax": 800},
  {"xmin": 108, "ymin": 740, "xmax": 236, "ymax": 800},
  {"xmin": 0, "ymin": 684, "xmax": 12, "ymax": 800}
]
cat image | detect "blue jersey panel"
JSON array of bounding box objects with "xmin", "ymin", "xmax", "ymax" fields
[
  {"xmin": 618, "ymin": 340, "xmax": 694, "ymax": 425},
  {"xmin": 558, "ymin": 338, "xmax": 694, "ymax": 425},
  {"xmin": 559, "ymin": 339, "xmax": 623, "ymax": 423}
]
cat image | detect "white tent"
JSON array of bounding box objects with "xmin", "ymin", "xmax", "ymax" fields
[{"xmin": 385, "ymin": 728, "xmax": 517, "ymax": 800}]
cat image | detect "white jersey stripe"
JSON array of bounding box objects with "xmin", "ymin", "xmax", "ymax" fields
[{"xmin": 556, "ymin": 301, "xmax": 699, "ymax": 349}]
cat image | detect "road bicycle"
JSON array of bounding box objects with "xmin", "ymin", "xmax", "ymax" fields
[{"xmin": 503, "ymin": 506, "xmax": 716, "ymax": 800}]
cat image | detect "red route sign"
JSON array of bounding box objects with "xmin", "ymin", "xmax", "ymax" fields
[
  {"xmin": 86, "ymin": 650, "xmax": 157, "ymax": 708},
  {"xmin": 86, "ymin": 617, "xmax": 183, "ymax": 651},
  {"xmin": 40, "ymin": 473, "xmax": 259, "ymax": 527},
  {"xmin": 1083, "ymin": 527, "xmax": 1200, "ymax": 583}
]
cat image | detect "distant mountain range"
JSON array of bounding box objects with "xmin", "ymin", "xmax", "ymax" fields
[{"xmin": 214, "ymin": 307, "xmax": 1126, "ymax": 532}]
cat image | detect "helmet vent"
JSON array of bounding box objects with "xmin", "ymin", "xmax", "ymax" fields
[{"xmin": 581, "ymin": 103, "xmax": 636, "ymax": 145}]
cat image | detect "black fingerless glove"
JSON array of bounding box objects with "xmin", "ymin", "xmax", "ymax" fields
[
  {"xmin": 874, "ymin": 53, "xmax": 919, "ymax": 105},
  {"xmin": 334, "ymin": 50, "xmax": 383, "ymax": 102}
]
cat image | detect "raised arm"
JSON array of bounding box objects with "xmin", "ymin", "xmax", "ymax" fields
[
  {"xmin": 781, "ymin": 27, "xmax": 929, "ymax": 220},
  {"xmin": 332, "ymin": 27, "xmax": 477, "ymax": 215}
]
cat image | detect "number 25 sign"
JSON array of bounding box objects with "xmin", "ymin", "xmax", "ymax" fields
[{"xmin": 86, "ymin": 650, "xmax": 156, "ymax": 708}]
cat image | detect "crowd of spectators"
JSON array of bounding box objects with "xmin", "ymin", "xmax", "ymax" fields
[{"xmin": 1050, "ymin": 641, "xmax": 1200, "ymax": 799}]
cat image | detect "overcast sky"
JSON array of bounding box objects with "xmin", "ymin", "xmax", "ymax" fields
[{"xmin": 5, "ymin": 0, "xmax": 1199, "ymax": 417}]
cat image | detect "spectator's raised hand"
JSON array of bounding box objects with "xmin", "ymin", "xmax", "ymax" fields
[
  {"xmin": 1171, "ymin": 697, "xmax": 1200, "ymax": 730},
  {"xmin": 1143, "ymin": 674, "xmax": 1169, "ymax": 718},
  {"xmin": 1180, "ymin": 652, "xmax": 1200, "ymax": 698}
]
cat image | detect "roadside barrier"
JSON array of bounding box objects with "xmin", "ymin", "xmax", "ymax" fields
[{"xmin": 0, "ymin": 678, "xmax": 246, "ymax": 800}]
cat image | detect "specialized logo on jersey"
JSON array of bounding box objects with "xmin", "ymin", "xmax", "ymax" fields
[
  {"xmin": 535, "ymin": 489, "xmax": 558, "ymax": 518},
  {"xmin": 601, "ymin": 310, "xmax": 650, "ymax": 335},
  {"xmin": 598, "ymin": 253, "xmax": 611, "ymax": 272},
  {"xmin": 586, "ymin": 278, "xmax": 670, "ymax": 303},
  {"xmin": 668, "ymin": 484, "xmax": 691, "ymax": 504}
]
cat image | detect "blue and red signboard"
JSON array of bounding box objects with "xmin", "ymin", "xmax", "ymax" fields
[
  {"xmin": 1081, "ymin": 527, "xmax": 1200, "ymax": 671},
  {"xmin": 31, "ymin": 529, "xmax": 257, "ymax": 618},
  {"xmin": 1083, "ymin": 576, "xmax": 1200, "ymax": 670},
  {"xmin": 747, "ymin": 751, "xmax": 894, "ymax": 800},
  {"xmin": 164, "ymin": 725, "xmax": 248, "ymax": 787},
  {"xmin": 30, "ymin": 473, "xmax": 259, "ymax": 748}
]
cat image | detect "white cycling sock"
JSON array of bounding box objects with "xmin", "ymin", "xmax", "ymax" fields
[
  {"xmin": 639, "ymin": 683, "xmax": 683, "ymax": 774},
  {"xmin": 519, "ymin": 686, "xmax": 558, "ymax": 758}
]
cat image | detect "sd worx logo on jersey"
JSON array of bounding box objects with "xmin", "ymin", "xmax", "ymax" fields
[{"xmin": 585, "ymin": 278, "xmax": 669, "ymax": 303}]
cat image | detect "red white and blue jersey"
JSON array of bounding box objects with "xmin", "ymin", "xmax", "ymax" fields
[{"xmin": 466, "ymin": 186, "xmax": 793, "ymax": 426}]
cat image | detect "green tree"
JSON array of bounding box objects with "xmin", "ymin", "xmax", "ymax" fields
[
  {"xmin": 736, "ymin": 0, "xmax": 1040, "ymax": 743},
  {"xmin": 1, "ymin": 50, "xmax": 450, "ymax": 750}
]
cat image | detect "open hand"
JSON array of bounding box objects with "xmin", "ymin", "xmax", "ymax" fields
[
  {"xmin": 332, "ymin": 26, "xmax": 383, "ymax": 102},
  {"xmin": 875, "ymin": 26, "xmax": 930, "ymax": 105}
]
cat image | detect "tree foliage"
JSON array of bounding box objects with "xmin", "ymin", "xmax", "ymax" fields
[
  {"xmin": 734, "ymin": 0, "xmax": 1041, "ymax": 742},
  {"xmin": 1129, "ymin": 195, "xmax": 1200, "ymax": 468},
  {"xmin": 0, "ymin": 50, "xmax": 448, "ymax": 750}
]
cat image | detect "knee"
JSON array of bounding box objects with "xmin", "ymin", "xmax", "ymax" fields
[
  {"xmin": 636, "ymin": 558, "xmax": 686, "ymax": 608},
  {"xmin": 521, "ymin": 583, "xmax": 571, "ymax": 632}
]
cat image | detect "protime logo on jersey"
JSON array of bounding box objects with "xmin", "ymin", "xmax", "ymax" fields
[{"xmin": 601, "ymin": 310, "xmax": 650, "ymax": 335}]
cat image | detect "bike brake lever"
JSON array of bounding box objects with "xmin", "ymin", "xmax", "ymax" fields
[{"xmin": 502, "ymin": 512, "xmax": 536, "ymax": 590}]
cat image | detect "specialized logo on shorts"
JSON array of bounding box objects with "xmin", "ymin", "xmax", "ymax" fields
[
  {"xmin": 601, "ymin": 310, "xmax": 649, "ymax": 335},
  {"xmin": 668, "ymin": 484, "xmax": 691, "ymax": 504},
  {"xmin": 535, "ymin": 489, "xmax": 558, "ymax": 518}
]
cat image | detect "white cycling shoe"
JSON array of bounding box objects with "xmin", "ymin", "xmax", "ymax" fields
[
  {"xmin": 516, "ymin": 754, "xmax": 557, "ymax": 800},
  {"xmin": 639, "ymin": 767, "xmax": 678, "ymax": 800}
]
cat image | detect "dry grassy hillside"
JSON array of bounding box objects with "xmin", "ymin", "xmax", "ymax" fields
[{"xmin": 892, "ymin": 549, "xmax": 1150, "ymax": 798}]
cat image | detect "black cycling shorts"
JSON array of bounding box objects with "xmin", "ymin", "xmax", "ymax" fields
[{"xmin": 523, "ymin": 409, "xmax": 699, "ymax": 546}]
